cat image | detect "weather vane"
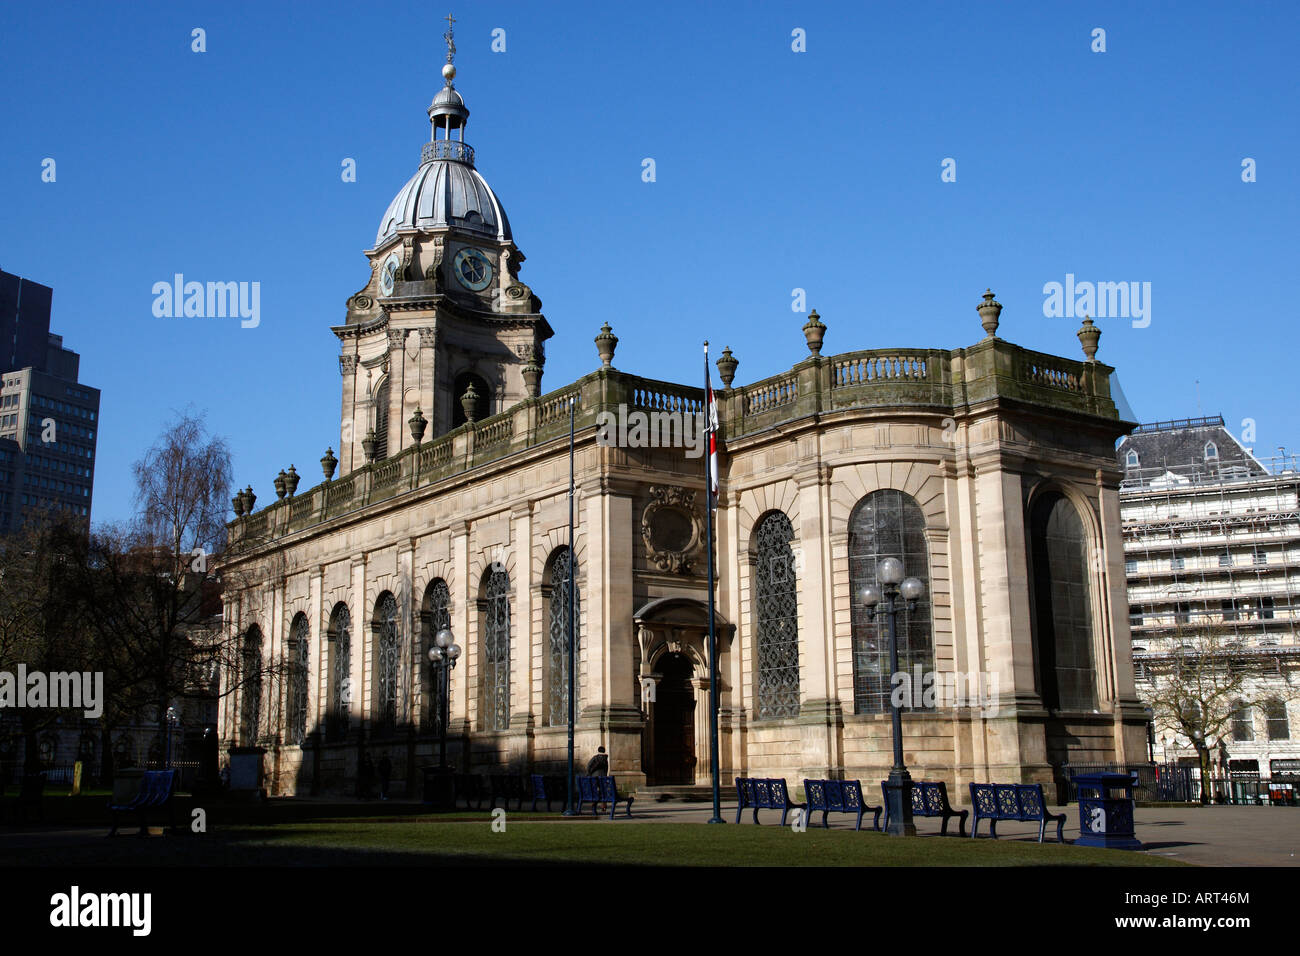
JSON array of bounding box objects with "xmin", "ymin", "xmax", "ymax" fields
[{"xmin": 443, "ymin": 13, "xmax": 456, "ymax": 64}]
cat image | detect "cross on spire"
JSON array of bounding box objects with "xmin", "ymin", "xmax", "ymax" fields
[{"xmin": 443, "ymin": 13, "xmax": 456, "ymax": 64}]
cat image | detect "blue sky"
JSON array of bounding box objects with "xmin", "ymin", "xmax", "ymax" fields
[{"xmin": 1, "ymin": 0, "xmax": 1296, "ymax": 527}]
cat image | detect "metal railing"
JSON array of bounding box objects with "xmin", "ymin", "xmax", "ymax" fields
[{"xmin": 1063, "ymin": 762, "xmax": 1299, "ymax": 805}]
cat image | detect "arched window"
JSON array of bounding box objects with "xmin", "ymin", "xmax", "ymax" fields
[
  {"xmin": 240, "ymin": 626, "xmax": 263, "ymax": 744},
  {"xmin": 373, "ymin": 377, "xmax": 390, "ymax": 460},
  {"xmin": 1266, "ymin": 699, "xmax": 1290, "ymax": 741},
  {"xmin": 1231, "ymin": 701, "xmax": 1254, "ymax": 742},
  {"xmin": 1028, "ymin": 494, "xmax": 1098, "ymax": 711},
  {"xmin": 373, "ymin": 592, "xmax": 403, "ymax": 735},
  {"xmin": 754, "ymin": 511, "xmax": 800, "ymax": 718},
  {"xmin": 546, "ymin": 548, "xmax": 581, "ymax": 727},
  {"xmin": 480, "ymin": 567, "xmax": 511, "ymax": 731},
  {"xmin": 1125, "ymin": 449, "xmax": 1139, "ymax": 468},
  {"xmin": 326, "ymin": 604, "xmax": 352, "ymax": 740},
  {"xmin": 421, "ymin": 579, "xmax": 452, "ymax": 734},
  {"xmin": 1204, "ymin": 441, "xmax": 1218, "ymax": 461},
  {"xmin": 286, "ymin": 614, "xmax": 310, "ymax": 746},
  {"xmin": 849, "ymin": 490, "xmax": 933, "ymax": 714}
]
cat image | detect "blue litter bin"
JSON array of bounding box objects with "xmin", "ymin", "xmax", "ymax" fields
[{"xmin": 1074, "ymin": 772, "xmax": 1142, "ymax": 850}]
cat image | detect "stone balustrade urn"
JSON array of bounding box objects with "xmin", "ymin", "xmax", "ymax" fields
[
  {"xmin": 409, "ymin": 407, "xmax": 428, "ymax": 444},
  {"xmin": 320, "ymin": 447, "xmax": 338, "ymax": 481},
  {"xmin": 716, "ymin": 346, "xmax": 739, "ymax": 388},
  {"xmin": 595, "ymin": 322, "xmax": 618, "ymax": 368},
  {"xmin": 232, "ymin": 493, "xmax": 246, "ymax": 517},
  {"xmin": 240, "ymin": 486, "xmax": 256, "ymax": 514},
  {"xmin": 977, "ymin": 289, "xmax": 1003, "ymax": 339},
  {"xmin": 522, "ymin": 362, "xmax": 543, "ymax": 398},
  {"xmin": 285, "ymin": 465, "xmax": 300, "ymax": 497},
  {"xmin": 1077, "ymin": 315, "xmax": 1101, "ymax": 362},
  {"xmin": 274, "ymin": 470, "xmax": 288, "ymax": 499},
  {"xmin": 802, "ymin": 310, "xmax": 826, "ymax": 355},
  {"xmin": 362, "ymin": 429, "xmax": 378, "ymax": 463},
  {"xmin": 461, "ymin": 383, "xmax": 480, "ymax": 423}
]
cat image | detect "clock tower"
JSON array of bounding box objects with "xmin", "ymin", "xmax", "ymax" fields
[{"xmin": 333, "ymin": 16, "xmax": 551, "ymax": 475}]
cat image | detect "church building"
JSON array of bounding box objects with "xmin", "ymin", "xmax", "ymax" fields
[{"xmin": 217, "ymin": 36, "xmax": 1149, "ymax": 802}]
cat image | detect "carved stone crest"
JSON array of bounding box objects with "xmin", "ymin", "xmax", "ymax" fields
[
  {"xmin": 339, "ymin": 354, "xmax": 358, "ymax": 375},
  {"xmin": 642, "ymin": 485, "xmax": 703, "ymax": 574}
]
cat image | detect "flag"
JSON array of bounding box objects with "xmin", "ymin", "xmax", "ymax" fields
[{"xmin": 705, "ymin": 343, "xmax": 720, "ymax": 504}]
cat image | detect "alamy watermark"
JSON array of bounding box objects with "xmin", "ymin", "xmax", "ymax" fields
[
  {"xmin": 1042, "ymin": 273, "xmax": 1151, "ymax": 328},
  {"xmin": 0, "ymin": 666, "xmax": 104, "ymax": 719},
  {"xmin": 596, "ymin": 404, "xmax": 706, "ymax": 458},
  {"xmin": 152, "ymin": 274, "xmax": 261, "ymax": 328},
  {"xmin": 890, "ymin": 667, "xmax": 1000, "ymax": 716}
]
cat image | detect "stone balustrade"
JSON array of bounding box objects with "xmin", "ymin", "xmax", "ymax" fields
[{"xmin": 228, "ymin": 336, "xmax": 1118, "ymax": 548}]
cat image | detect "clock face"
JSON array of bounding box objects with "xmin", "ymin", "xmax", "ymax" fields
[
  {"xmin": 379, "ymin": 253, "xmax": 401, "ymax": 296},
  {"xmin": 453, "ymin": 247, "xmax": 493, "ymax": 292}
]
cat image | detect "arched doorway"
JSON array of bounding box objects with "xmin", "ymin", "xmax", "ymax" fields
[{"xmin": 650, "ymin": 652, "xmax": 696, "ymax": 785}]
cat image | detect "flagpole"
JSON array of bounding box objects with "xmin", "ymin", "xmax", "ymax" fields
[
  {"xmin": 563, "ymin": 393, "xmax": 577, "ymax": 816},
  {"xmin": 705, "ymin": 341, "xmax": 723, "ymax": 824}
]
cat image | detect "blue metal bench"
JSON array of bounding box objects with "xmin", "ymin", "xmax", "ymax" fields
[
  {"xmin": 803, "ymin": 779, "xmax": 881, "ymax": 831},
  {"xmin": 576, "ymin": 775, "xmax": 634, "ymax": 819},
  {"xmin": 969, "ymin": 783, "xmax": 1066, "ymax": 843},
  {"xmin": 880, "ymin": 780, "xmax": 968, "ymax": 836},
  {"xmin": 108, "ymin": 769, "xmax": 175, "ymax": 837},
  {"xmin": 529, "ymin": 774, "xmax": 568, "ymax": 811},
  {"xmin": 735, "ymin": 777, "xmax": 805, "ymax": 826}
]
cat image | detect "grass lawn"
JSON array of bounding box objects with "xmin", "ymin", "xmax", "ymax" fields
[{"xmin": 1, "ymin": 818, "xmax": 1185, "ymax": 867}]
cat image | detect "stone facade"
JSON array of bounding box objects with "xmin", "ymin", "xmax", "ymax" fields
[{"xmin": 215, "ymin": 57, "xmax": 1148, "ymax": 802}]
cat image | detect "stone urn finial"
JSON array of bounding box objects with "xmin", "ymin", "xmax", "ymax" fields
[
  {"xmin": 285, "ymin": 465, "xmax": 300, "ymax": 497},
  {"xmin": 802, "ymin": 309, "xmax": 826, "ymax": 355},
  {"xmin": 362, "ymin": 428, "xmax": 378, "ymax": 463},
  {"xmin": 521, "ymin": 362, "xmax": 543, "ymax": 398},
  {"xmin": 461, "ymin": 383, "xmax": 480, "ymax": 423},
  {"xmin": 595, "ymin": 322, "xmax": 619, "ymax": 369},
  {"xmin": 408, "ymin": 406, "xmax": 427, "ymax": 444},
  {"xmin": 716, "ymin": 346, "xmax": 739, "ymax": 389},
  {"xmin": 320, "ymin": 447, "xmax": 338, "ymax": 481},
  {"xmin": 1077, "ymin": 314, "xmax": 1101, "ymax": 362},
  {"xmin": 977, "ymin": 288, "xmax": 1003, "ymax": 339},
  {"xmin": 241, "ymin": 485, "xmax": 257, "ymax": 514},
  {"xmin": 232, "ymin": 492, "xmax": 246, "ymax": 517},
  {"xmin": 274, "ymin": 470, "xmax": 288, "ymax": 500}
]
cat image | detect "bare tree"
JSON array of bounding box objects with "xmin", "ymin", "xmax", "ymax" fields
[{"xmin": 1145, "ymin": 625, "xmax": 1297, "ymax": 802}]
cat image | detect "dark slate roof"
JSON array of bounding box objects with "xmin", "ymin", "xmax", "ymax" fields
[{"xmin": 1116, "ymin": 415, "xmax": 1267, "ymax": 477}]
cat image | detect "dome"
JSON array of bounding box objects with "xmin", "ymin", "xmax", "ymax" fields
[{"xmin": 375, "ymin": 157, "xmax": 512, "ymax": 246}]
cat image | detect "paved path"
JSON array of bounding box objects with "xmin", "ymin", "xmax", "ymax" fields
[{"xmin": 4, "ymin": 803, "xmax": 1294, "ymax": 866}]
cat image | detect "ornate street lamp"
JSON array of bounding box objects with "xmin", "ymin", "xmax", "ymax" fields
[
  {"xmin": 164, "ymin": 705, "xmax": 179, "ymax": 770},
  {"xmin": 859, "ymin": 557, "xmax": 925, "ymax": 837},
  {"xmin": 428, "ymin": 627, "xmax": 462, "ymax": 776}
]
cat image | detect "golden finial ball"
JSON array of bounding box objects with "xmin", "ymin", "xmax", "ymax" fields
[{"xmin": 442, "ymin": 63, "xmax": 456, "ymax": 81}]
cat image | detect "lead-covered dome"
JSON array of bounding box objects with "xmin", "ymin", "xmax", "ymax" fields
[
  {"xmin": 373, "ymin": 49, "xmax": 510, "ymax": 247},
  {"xmin": 375, "ymin": 156, "xmax": 511, "ymax": 245}
]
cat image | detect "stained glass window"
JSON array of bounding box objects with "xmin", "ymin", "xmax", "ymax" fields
[
  {"xmin": 287, "ymin": 615, "xmax": 310, "ymax": 746},
  {"xmin": 1029, "ymin": 494, "xmax": 1098, "ymax": 711},
  {"xmin": 240, "ymin": 627, "xmax": 263, "ymax": 744},
  {"xmin": 481, "ymin": 569, "xmax": 511, "ymax": 731},
  {"xmin": 374, "ymin": 593, "xmax": 402, "ymax": 734},
  {"xmin": 849, "ymin": 490, "xmax": 933, "ymax": 714},
  {"xmin": 423, "ymin": 579, "xmax": 451, "ymax": 734},
  {"xmin": 755, "ymin": 512, "xmax": 800, "ymax": 718},
  {"xmin": 546, "ymin": 548, "xmax": 580, "ymax": 726},
  {"xmin": 327, "ymin": 604, "xmax": 351, "ymax": 740}
]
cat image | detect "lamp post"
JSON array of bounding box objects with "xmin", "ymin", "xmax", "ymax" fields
[
  {"xmin": 428, "ymin": 627, "xmax": 461, "ymax": 771},
  {"xmin": 859, "ymin": 557, "xmax": 925, "ymax": 837},
  {"xmin": 426, "ymin": 627, "xmax": 461, "ymax": 809},
  {"xmin": 164, "ymin": 706, "xmax": 179, "ymax": 770}
]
